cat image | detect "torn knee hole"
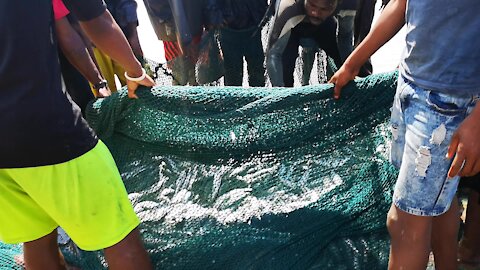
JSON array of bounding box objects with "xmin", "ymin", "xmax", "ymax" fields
[
  {"xmin": 391, "ymin": 124, "xmax": 399, "ymax": 141},
  {"xmin": 429, "ymin": 124, "xmax": 446, "ymax": 145},
  {"xmin": 415, "ymin": 146, "xmax": 431, "ymax": 177}
]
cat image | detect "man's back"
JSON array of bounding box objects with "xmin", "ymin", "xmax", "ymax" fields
[{"xmin": 0, "ymin": 1, "xmax": 98, "ymax": 168}]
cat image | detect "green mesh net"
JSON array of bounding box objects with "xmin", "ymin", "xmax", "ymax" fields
[{"xmin": 0, "ymin": 71, "xmax": 399, "ymax": 269}]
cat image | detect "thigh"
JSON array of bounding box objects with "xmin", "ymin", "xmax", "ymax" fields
[
  {"xmin": 219, "ymin": 29, "xmax": 245, "ymax": 86},
  {"xmin": 220, "ymin": 29, "xmax": 244, "ymax": 66},
  {"xmin": 282, "ymin": 31, "xmax": 300, "ymax": 87},
  {"xmin": 393, "ymin": 78, "xmax": 477, "ymax": 216},
  {"xmin": 245, "ymin": 30, "xmax": 266, "ymax": 86},
  {"xmin": 245, "ymin": 29, "xmax": 265, "ymax": 61},
  {"xmin": 0, "ymin": 170, "xmax": 57, "ymax": 244},
  {"xmin": 8, "ymin": 141, "xmax": 140, "ymax": 251}
]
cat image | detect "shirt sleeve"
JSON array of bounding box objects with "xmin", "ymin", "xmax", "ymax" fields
[
  {"xmin": 52, "ymin": 0, "xmax": 70, "ymax": 20},
  {"xmin": 63, "ymin": 0, "xmax": 107, "ymax": 21},
  {"xmin": 113, "ymin": 0, "xmax": 138, "ymax": 27}
]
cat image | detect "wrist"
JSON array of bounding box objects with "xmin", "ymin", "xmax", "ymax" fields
[
  {"xmin": 92, "ymin": 79, "xmax": 108, "ymax": 91},
  {"xmin": 125, "ymin": 67, "xmax": 146, "ymax": 82},
  {"xmin": 471, "ymin": 102, "xmax": 480, "ymax": 118}
]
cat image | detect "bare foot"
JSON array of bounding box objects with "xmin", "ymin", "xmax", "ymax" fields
[
  {"xmin": 14, "ymin": 254, "xmax": 25, "ymax": 268},
  {"xmin": 13, "ymin": 254, "xmax": 81, "ymax": 270}
]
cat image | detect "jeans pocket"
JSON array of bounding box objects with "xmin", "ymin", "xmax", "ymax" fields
[{"xmin": 426, "ymin": 91, "xmax": 469, "ymax": 115}]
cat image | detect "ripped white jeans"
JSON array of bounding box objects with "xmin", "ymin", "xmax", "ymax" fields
[{"xmin": 390, "ymin": 75, "xmax": 479, "ymax": 216}]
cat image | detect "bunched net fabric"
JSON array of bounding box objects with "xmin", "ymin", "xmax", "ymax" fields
[{"xmin": 0, "ymin": 71, "xmax": 399, "ymax": 270}]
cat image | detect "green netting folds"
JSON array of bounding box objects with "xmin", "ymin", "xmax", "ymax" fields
[{"xmin": 1, "ymin": 71, "xmax": 400, "ymax": 270}]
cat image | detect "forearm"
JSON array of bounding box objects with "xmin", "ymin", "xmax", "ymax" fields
[
  {"xmin": 344, "ymin": 0, "xmax": 406, "ymax": 71},
  {"xmin": 79, "ymin": 10, "xmax": 143, "ymax": 77},
  {"xmin": 266, "ymin": 34, "xmax": 290, "ymax": 87},
  {"xmin": 68, "ymin": 17, "xmax": 101, "ymax": 71},
  {"xmin": 125, "ymin": 22, "xmax": 143, "ymax": 58},
  {"xmin": 56, "ymin": 18, "xmax": 103, "ymax": 84}
]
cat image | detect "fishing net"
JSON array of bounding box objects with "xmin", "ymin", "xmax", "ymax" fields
[
  {"xmin": 0, "ymin": 70, "xmax": 399, "ymax": 269},
  {"xmin": 1, "ymin": 71, "xmax": 399, "ymax": 269},
  {"xmin": 62, "ymin": 71, "xmax": 395, "ymax": 269}
]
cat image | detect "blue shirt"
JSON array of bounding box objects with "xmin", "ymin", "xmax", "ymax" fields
[
  {"xmin": 105, "ymin": 0, "xmax": 138, "ymax": 36},
  {"xmin": 400, "ymin": 0, "xmax": 480, "ymax": 96}
]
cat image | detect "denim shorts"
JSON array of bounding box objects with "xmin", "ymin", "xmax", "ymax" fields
[{"xmin": 390, "ymin": 75, "xmax": 479, "ymax": 216}]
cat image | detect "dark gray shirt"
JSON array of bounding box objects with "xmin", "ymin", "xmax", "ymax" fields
[{"xmin": 0, "ymin": 0, "xmax": 105, "ymax": 168}]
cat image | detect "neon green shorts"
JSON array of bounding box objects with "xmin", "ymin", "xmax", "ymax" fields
[{"xmin": 0, "ymin": 141, "xmax": 140, "ymax": 251}]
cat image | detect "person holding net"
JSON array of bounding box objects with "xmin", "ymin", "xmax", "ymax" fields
[
  {"xmin": 266, "ymin": 0, "xmax": 341, "ymax": 87},
  {"xmin": 0, "ymin": 0, "xmax": 155, "ymax": 269},
  {"xmin": 329, "ymin": 0, "xmax": 480, "ymax": 269}
]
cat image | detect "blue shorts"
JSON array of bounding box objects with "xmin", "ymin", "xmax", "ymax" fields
[{"xmin": 390, "ymin": 75, "xmax": 479, "ymax": 216}]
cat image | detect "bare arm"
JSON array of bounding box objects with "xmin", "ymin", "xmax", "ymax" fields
[
  {"xmin": 68, "ymin": 18, "xmax": 102, "ymax": 73},
  {"xmin": 55, "ymin": 16, "xmax": 110, "ymax": 97},
  {"xmin": 124, "ymin": 22, "xmax": 144, "ymax": 59},
  {"xmin": 79, "ymin": 10, "xmax": 154, "ymax": 98},
  {"xmin": 329, "ymin": 0, "xmax": 407, "ymax": 98}
]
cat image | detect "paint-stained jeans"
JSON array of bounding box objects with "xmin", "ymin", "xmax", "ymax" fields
[{"xmin": 390, "ymin": 75, "xmax": 479, "ymax": 216}]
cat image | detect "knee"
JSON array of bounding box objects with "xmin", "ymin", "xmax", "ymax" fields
[
  {"xmin": 386, "ymin": 205, "xmax": 431, "ymax": 244},
  {"xmin": 386, "ymin": 207, "xmax": 401, "ymax": 237},
  {"xmin": 386, "ymin": 205, "xmax": 408, "ymax": 240}
]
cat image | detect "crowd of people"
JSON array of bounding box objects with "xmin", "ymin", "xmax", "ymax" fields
[
  {"xmin": 56, "ymin": 0, "xmax": 382, "ymax": 108},
  {"xmin": 0, "ymin": 0, "xmax": 479, "ymax": 269}
]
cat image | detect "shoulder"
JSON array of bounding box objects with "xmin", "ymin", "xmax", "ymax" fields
[{"xmin": 268, "ymin": 1, "xmax": 305, "ymax": 48}]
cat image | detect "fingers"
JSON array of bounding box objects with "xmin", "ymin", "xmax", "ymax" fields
[
  {"xmin": 333, "ymin": 84, "xmax": 342, "ymax": 100},
  {"xmin": 140, "ymin": 75, "xmax": 156, "ymax": 87},
  {"xmin": 447, "ymin": 133, "xmax": 461, "ymax": 177},
  {"xmin": 328, "ymin": 75, "xmax": 343, "ymax": 100},
  {"xmin": 460, "ymin": 160, "xmax": 480, "ymax": 177},
  {"xmin": 126, "ymin": 80, "xmax": 139, "ymax": 99},
  {"xmin": 446, "ymin": 134, "xmax": 459, "ymax": 160},
  {"xmin": 448, "ymin": 152, "xmax": 464, "ymax": 178},
  {"xmin": 446, "ymin": 133, "xmax": 479, "ymax": 177},
  {"xmin": 98, "ymin": 88, "xmax": 111, "ymax": 98},
  {"xmin": 127, "ymin": 88, "xmax": 138, "ymax": 99},
  {"xmin": 126, "ymin": 75, "xmax": 155, "ymax": 99}
]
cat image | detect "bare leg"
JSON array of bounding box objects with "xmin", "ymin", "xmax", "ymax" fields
[
  {"xmin": 104, "ymin": 228, "xmax": 152, "ymax": 270},
  {"xmin": 459, "ymin": 190, "xmax": 480, "ymax": 264},
  {"xmin": 431, "ymin": 196, "xmax": 460, "ymax": 270},
  {"xmin": 23, "ymin": 229, "xmax": 66, "ymax": 270},
  {"xmin": 387, "ymin": 204, "xmax": 432, "ymax": 270}
]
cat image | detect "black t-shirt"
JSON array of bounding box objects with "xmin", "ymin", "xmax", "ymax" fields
[{"xmin": 0, "ymin": 0, "xmax": 105, "ymax": 168}]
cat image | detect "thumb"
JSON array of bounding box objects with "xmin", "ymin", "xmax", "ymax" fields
[
  {"xmin": 328, "ymin": 76, "xmax": 340, "ymax": 100},
  {"xmin": 333, "ymin": 83, "xmax": 343, "ymax": 100}
]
